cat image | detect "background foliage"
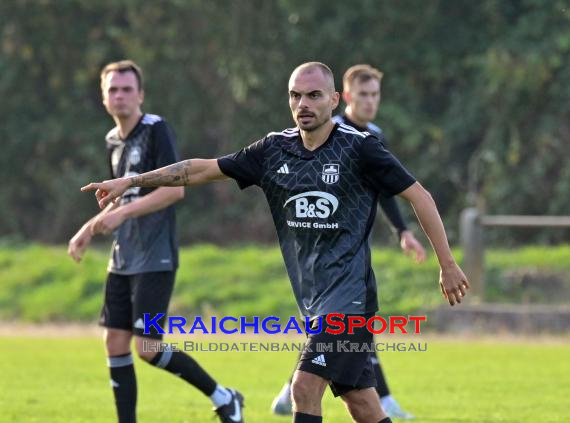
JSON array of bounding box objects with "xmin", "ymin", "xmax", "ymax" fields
[{"xmin": 1, "ymin": 0, "xmax": 569, "ymax": 245}]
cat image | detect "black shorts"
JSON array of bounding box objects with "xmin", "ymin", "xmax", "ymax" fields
[
  {"xmin": 297, "ymin": 313, "xmax": 377, "ymax": 397},
  {"xmin": 99, "ymin": 271, "xmax": 175, "ymax": 340}
]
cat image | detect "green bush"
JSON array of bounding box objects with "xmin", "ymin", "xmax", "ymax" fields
[{"xmin": 0, "ymin": 244, "xmax": 568, "ymax": 322}]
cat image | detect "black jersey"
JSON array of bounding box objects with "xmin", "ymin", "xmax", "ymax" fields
[
  {"xmin": 218, "ymin": 123, "xmax": 416, "ymax": 317},
  {"xmin": 333, "ymin": 114, "xmax": 408, "ymax": 234},
  {"xmin": 106, "ymin": 113, "xmax": 179, "ymax": 275}
]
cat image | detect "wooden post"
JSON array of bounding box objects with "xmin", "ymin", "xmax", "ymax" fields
[{"xmin": 460, "ymin": 207, "xmax": 484, "ymax": 300}]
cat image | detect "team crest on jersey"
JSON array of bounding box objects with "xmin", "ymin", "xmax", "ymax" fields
[
  {"xmin": 129, "ymin": 147, "xmax": 141, "ymax": 166},
  {"xmin": 322, "ymin": 164, "xmax": 339, "ymax": 184}
]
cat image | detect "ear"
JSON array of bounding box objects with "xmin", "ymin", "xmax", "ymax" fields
[
  {"xmin": 138, "ymin": 89, "xmax": 145, "ymax": 105},
  {"xmin": 331, "ymin": 91, "xmax": 340, "ymax": 109},
  {"xmin": 342, "ymin": 91, "xmax": 351, "ymax": 104}
]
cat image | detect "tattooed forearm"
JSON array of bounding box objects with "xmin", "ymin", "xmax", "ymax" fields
[{"xmin": 129, "ymin": 159, "xmax": 193, "ymax": 187}]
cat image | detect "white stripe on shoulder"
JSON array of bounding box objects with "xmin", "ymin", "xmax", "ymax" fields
[
  {"xmin": 338, "ymin": 123, "xmax": 369, "ymax": 138},
  {"xmin": 367, "ymin": 122, "xmax": 382, "ymax": 134},
  {"xmin": 142, "ymin": 114, "xmax": 163, "ymax": 125},
  {"xmin": 267, "ymin": 127, "xmax": 299, "ymax": 138}
]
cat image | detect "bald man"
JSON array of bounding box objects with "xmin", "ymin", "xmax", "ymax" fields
[
  {"xmin": 271, "ymin": 63, "xmax": 422, "ymax": 420},
  {"xmin": 82, "ymin": 62, "xmax": 469, "ymax": 423}
]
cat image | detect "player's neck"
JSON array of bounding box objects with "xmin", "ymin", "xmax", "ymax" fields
[
  {"xmin": 114, "ymin": 110, "xmax": 143, "ymax": 140},
  {"xmin": 300, "ymin": 119, "xmax": 335, "ymax": 151},
  {"xmin": 344, "ymin": 108, "xmax": 368, "ymax": 128}
]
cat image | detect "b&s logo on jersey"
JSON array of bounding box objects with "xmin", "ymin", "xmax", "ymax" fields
[
  {"xmin": 322, "ymin": 164, "xmax": 339, "ymax": 184},
  {"xmin": 284, "ymin": 191, "xmax": 339, "ymax": 229}
]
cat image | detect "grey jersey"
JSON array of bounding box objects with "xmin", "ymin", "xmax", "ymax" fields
[
  {"xmin": 106, "ymin": 114, "xmax": 179, "ymax": 275},
  {"xmin": 218, "ymin": 123, "xmax": 416, "ymax": 317}
]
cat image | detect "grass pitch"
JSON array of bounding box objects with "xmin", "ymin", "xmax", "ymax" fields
[{"xmin": 0, "ymin": 333, "xmax": 568, "ymax": 422}]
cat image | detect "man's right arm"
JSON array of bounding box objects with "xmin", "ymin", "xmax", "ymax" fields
[
  {"xmin": 82, "ymin": 159, "xmax": 228, "ymax": 209},
  {"xmin": 130, "ymin": 159, "xmax": 227, "ymax": 187}
]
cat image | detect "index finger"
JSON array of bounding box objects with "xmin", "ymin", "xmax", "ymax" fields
[{"xmin": 81, "ymin": 182, "xmax": 102, "ymax": 192}]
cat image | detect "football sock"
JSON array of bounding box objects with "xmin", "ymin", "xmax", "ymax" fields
[
  {"xmin": 378, "ymin": 418, "xmax": 392, "ymax": 423},
  {"xmin": 209, "ymin": 384, "xmax": 233, "ymax": 407},
  {"xmin": 108, "ymin": 353, "xmax": 137, "ymax": 423},
  {"xmin": 149, "ymin": 350, "xmax": 217, "ymax": 396},
  {"xmin": 294, "ymin": 412, "xmax": 322, "ymax": 422},
  {"xmin": 372, "ymin": 352, "xmax": 390, "ymax": 398}
]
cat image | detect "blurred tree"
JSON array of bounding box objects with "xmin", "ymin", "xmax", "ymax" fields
[{"xmin": 0, "ymin": 0, "xmax": 568, "ymax": 245}]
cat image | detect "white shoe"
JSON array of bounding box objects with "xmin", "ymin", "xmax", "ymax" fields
[
  {"xmin": 381, "ymin": 395, "xmax": 415, "ymax": 420},
  {"xmin": 270, "ymin": 383, "xmax": 292, "ymax": 415}
]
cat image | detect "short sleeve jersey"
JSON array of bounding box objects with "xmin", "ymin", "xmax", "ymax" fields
[
  {"xmin": 333, "ymin": 114, "xmax": 408, "ymax": 234},
  {"xmin": 106, "ymin": 113, "xmax": 180, "ymax": 275},
  {"xmin": 217, "ymin": 123, "xmax": 416, "ymax": 317}
]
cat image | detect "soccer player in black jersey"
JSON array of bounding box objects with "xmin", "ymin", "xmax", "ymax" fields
[
  {"xmin": 83, "ymin": 62, "xmax": 470, "ymax": 423},
  {"xmin": 271, "ymin": 64, "xmax": 423, "ymax": 420},
  {"xmin": 69, "ymin": 60, "xmax": 244, "ymax": 423}
]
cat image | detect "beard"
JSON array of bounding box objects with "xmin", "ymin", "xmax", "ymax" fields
[{"xmin": 296, "ymin": 116, "xmax": 327, "ymax": 132}]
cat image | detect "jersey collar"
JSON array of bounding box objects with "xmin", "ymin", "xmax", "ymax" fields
[{"xmin": 280, "ymin": 123, "xmax": 339, "ymax": 159}]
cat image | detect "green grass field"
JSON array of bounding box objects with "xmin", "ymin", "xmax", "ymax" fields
[{"xmin": 1, "ymin": 334, "xmax": 568, "ymax": 422}]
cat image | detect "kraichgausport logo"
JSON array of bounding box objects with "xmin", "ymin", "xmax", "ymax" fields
[{"xmin": 143, "ymin": 313, "xmax": 426, "ymax": 335}]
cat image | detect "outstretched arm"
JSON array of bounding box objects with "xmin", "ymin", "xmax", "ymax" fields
[
  {"xmin": 398, "ymin": 182, "xmax": 470, "ymax": 305},
  {"xmin": 81, "ymin": 158, "xmax": 227, "ymax": 209}
]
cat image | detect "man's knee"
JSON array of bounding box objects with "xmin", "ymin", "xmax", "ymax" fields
[
  {"xmin": 291, "ymin": 379, "xmax": 312, "ymax": 406},
  {"xmin": 342, "ymin": 388, "xmax": 382, "ymax": 423},
  {"xmin": 134, "ymin": 336, "xmax": 159, "ymax": 363},
  {"xmin": 345, "ymin": 398, "xmax": 369, "ymax": 422},
  {"xmin": 104, "ymin": 328, "xmax": 132, "ymax": 356},
  {"xmin": 291, "ymin": 371, "xmax": 327, "ymax": 410}
]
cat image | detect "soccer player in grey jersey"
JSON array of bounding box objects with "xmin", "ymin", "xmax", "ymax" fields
[
  {"xmin": 271, "ymin": 64, "xmax": 423, "ymax": 420},
  {"xmin": 69, "ymin": 60, "xmax": 244, "ymax": 423},
  {"xmin": 82, "ymin": 62, "xmax": 470, "ymax": 423}
]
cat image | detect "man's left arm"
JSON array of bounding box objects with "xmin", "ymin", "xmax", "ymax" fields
[{"xmin": 398, "ymin": 182, "xmax": 469, "ymax": 305}]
